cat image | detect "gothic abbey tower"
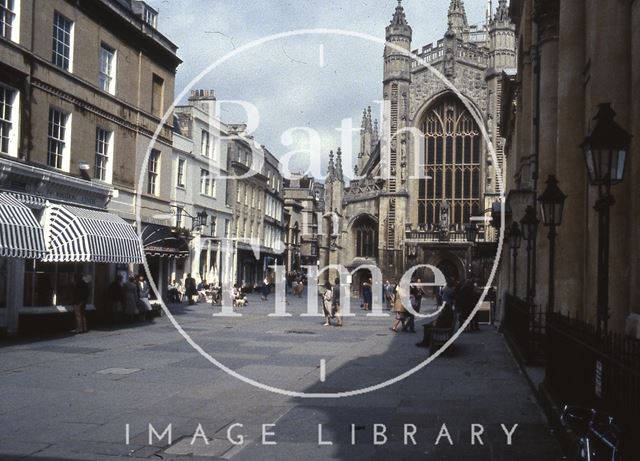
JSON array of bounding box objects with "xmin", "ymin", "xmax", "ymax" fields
[{"xmin": 321, "ymin": 0, "xmax": 516, "ymax": 286}]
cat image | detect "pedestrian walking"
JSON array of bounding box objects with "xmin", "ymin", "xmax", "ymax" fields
[
  {"xmin": 331, "ymin": 277, "xmax": 343, "ymax": 327},
  {"xmin": 321, "ymin": 282, "xmax": 333, "ymax": 326},
  {"xmin": 122, "ymin": 275, "xmax": 139, "ymax": 322},
  {"xmin": 361, "ymin": 278, "xmax": 372, "ymax": 310},
  {"xmin": 261, "ymin": 275, "xmax": 270, "ymax": 301},
  {"xmin": 73, "ymin": 273, "xmax": 90, "ymax": 333},
  {"xmin": 406, "ymin": 278, "xmax": 425, "ymax": 333},
  {"xmin": 390, "ymin": 284, "xmax": 407, "ymax": 333},
  {"xmin": 137, "ymin": 274, "xmax": 153, "ymax": 320},
  {"xmin": 185, "ymin": 273, "xmax": 197, "ymax": 305},
  {"xmin": 384, "ymin": 280, "xmax": 394, "ymax": 310}
]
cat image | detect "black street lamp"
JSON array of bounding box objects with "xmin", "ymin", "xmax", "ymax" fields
[
  {"xmin": 538, "ymin": 175, "xmax": 566, "ymax": 317},
  {"xmin": 581, "ymin": 103, "xmax": 632, "ymax": 336},
  {"xmin": 465, "ymin": 223, "xmax": 479, "ymax": 278},
  {"xmin": 520, "ymin": 206, "xmax": 539, "ymax": 305},
  {"xmin": 196, "ymin": 210, "xmax": 209, "ymax": 229},
  {"xmin": 509, "ymin": 222, "xmax": 522, "ymax": 296}
]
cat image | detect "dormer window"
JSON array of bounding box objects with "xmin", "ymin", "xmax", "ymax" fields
[{"xmin": 143, "ymin": 5, "xmax": 157, "ymax": 28}]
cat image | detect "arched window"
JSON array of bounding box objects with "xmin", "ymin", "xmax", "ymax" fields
[
  {"xmin": 418, "ymin": 95, "xmax": 482, "ymax": 227},
  {"xmin": 353, "ymin": 215, "xmax": 377, "ymax": 258}
]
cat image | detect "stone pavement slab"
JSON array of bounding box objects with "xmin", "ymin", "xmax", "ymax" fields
[{"xmin": 0, "ymin": 293, "xmax": 563, "ymax": 460}]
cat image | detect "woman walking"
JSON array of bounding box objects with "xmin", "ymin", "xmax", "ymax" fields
[
  {"xmin": 321, "ymin": 282, "xmax": 333, "ymax": 326},
  {"xmin": 390, "ymin": 284, "xmax": 407, "ymax": 333}
]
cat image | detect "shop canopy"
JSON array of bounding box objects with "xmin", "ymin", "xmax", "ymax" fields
[
  {"xmin": 0, "ymin": 192, "xmax": 46, "ymax": 259},
  {"xmin": 141, "ymin": 224, "xmax": 189, "ymax": 258},
  {"xmin": 42, "ymin": 204, "xmax": 144, "ymax": 264}
]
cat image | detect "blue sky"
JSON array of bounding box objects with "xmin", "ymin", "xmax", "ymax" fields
[{"xmin": 148, "ymin": 0, "xmax": 489, "ymax": 176}]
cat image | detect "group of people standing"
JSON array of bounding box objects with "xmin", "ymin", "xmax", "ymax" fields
[{"xmin": 106, "ymin": 273, "xmax": 154, "ymax": 323}]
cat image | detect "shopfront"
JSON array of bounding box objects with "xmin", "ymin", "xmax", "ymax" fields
[
  {"xmin": 141, "ymin": 224, "xmax": 189, "ymax": 298},
  {"xmin": 0, "ymin": 194, "xmax": 144, "ymax": 333}
]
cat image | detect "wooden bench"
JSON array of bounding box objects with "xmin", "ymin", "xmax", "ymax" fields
[{"xmin": 429, "ymin": 324, "xmax": 455, "ymax": 354}]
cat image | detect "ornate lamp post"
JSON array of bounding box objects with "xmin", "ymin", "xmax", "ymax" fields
[
  {"xmin": 538, "ymin": 175, "xmax": 566, "ymax": 317},
  {"xmin": 520, "ymin": 206, "xmax": 539, "ymax": 305},
  {"xmin": 509, "ymin": 222, "xmax": 522, "ymax": 296},
  {"xmin": 465, "ymin": 222, "xmax": 478, "ymax": 278},
  {"xmin": 581, "ymin": 103, "xmax": 632, "ymax": 336}
]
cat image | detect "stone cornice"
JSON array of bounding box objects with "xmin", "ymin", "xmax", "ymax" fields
[{"xmin": 32, "ymin": 79, "xmax": 173, "ymax": 146}]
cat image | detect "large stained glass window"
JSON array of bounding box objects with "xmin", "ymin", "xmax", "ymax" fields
[{"xmin": 418, "ymin": 96, "xmax": 481, "ymax": 226}]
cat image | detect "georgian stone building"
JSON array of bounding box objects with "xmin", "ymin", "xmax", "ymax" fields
[
  {"xmin": 320, "ymin": 0, "xmax": 515, "ymax": 287},
  {"xmin": 226, "ymin": 128, "xmax": 285, "ymax": 287},
  {"xmin": 0, "ymin": 0, "xmax": 180, "ymax": 333},
  {"xmin": 172, "ymin": 89, "xmax": 234, "ymax": 286},
  {"xmin": 283, "ymin": 174, "xmax": 324, "ymax": 272}
]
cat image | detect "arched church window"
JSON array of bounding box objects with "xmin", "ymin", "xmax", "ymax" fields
[
  {"xmin": 418, "ymin": 95, "xmax": 482, "ymax": 227},
  {"xmin": 353, "ymin": 216, "xmax": 378, "ymax": 258}
]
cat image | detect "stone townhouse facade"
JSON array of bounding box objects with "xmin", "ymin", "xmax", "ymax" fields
[
  {"xmin": 173, "ymin": 89, "xmax": 233, "ymax": 286},
  {"xmin": 0, "ymin": 0, "xmax": 180, "ymax": 333},
  {"xmin": 226, "ymin": 127, "xmax": 285, "ymax": 287}
]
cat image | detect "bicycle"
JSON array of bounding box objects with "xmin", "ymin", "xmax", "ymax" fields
[{"xmin": 560, "ymin": 405, "xmax": 623, "ymax": 461}]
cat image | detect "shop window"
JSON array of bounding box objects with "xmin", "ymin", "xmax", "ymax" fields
[{"xmin": 23, "ymin": 260, "xmax": 90, "ymax": 307}]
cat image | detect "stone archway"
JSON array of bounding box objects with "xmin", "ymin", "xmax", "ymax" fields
[
  {"xmin": 437, "ymin": 259, "xmax": 459, "ymax": 283},
  {"xmin": 417, "ymin": 248, "xmax": 465, "ymax": 284}
]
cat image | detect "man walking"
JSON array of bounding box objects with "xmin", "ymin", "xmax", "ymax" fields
[
  {"xmin": 331, "ymin": 277, "xmax": 343, "ymax": 327},
  {"xmin": 185, "ymin": 273, "xmax": 197, "ymax": 305}
]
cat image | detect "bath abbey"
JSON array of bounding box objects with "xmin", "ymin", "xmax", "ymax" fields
[{"xmin": 319, "ymin": 0, "xmax": 516, "ymax": 285}]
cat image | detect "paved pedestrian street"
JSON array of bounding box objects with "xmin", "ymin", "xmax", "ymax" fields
[{"xmin": 0, "ymin": 294, "xmax": 563, "ymax": 461}]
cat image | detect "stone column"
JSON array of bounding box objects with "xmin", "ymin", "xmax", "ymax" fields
[
  {"xmin": 6, "ymin": 258, "xmax": 24, "ymax": 334},
  {"xmin": 585, "ymin": 0, "xmax": 632, "ymax": 333},
  {"xmin": 533, "ymin": 0, "xmax": 560, "ymax": 313},
  {"xmin": 631, "ymin": 2, "xmax": 640, "ymax": 317},
  {"xmin": 554, "ymin": 0, "xmax": 586, "ymax": 318},
  {"xmin": 190, "ymin": 232, "xmax": 201, "ymax": 279}
]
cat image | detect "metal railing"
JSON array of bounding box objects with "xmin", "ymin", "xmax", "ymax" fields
[
  {"xmin": 503, "ymin": 294, "xmax": 545, "ymax": 365},
  {"xmin": 545, "ymin": 313, "xmax": 640, "ymax": 458}
]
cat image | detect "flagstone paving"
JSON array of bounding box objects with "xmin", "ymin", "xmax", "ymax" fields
[{"xmin": 0, "ymin": 293, "xmax": 563, "ymax": 460}]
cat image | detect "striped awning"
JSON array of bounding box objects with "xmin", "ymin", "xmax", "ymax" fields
[
  {"xmin": 141, "ymin": 224, "xmax": 189, "ymax": 258},
  {"xmin": 0, "ymin": 193, "xmax": 46, "ymax": 259},
  {"xmin": 42, "ymin": 204, "xmax": 144, "ymax": 264}
]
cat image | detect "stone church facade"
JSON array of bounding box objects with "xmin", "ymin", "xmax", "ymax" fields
[{"xmin": 320, "ymin": 0, "xmax": 516, "ymax": 287}]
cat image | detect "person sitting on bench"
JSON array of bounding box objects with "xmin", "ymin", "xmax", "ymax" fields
[{"xmin": 416, "ymin": 291, "xmax": 456, "ymax": 348}]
